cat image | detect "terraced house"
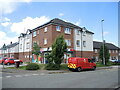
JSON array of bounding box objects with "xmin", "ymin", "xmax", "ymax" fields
[
  {"xmin": 31, "ymin": 18, "xmax": 94, "ymax": 63},
  {"xmin": 93, "ymin": 41, "xmax": 120, "ymax": 62}
]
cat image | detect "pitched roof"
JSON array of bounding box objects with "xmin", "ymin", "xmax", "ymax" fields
[
  {"xmin": 93, "ymin": 41, "xmax": 119, "ymax": 50},
  {"xmin": 0, "ymin": 42, "xmax": 19, "ymax": 50},
  {"xmin": 33, "ymin": 18, "xmax": 94, "ymax": 34}
]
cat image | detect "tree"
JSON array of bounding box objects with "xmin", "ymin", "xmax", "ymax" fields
[
  {"xmin": 32, "ymin": 42, "xmax": 41, "ymax": 63},
  {"xmin": 46, "ymin": 35, "xmax": 67, "ymax": 69},
  {"xmin": 99, "ymin": 44, "xmax": 110, "ymax": 65}
]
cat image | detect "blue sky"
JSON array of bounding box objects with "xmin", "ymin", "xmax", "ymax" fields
[{"xmin": 0, "ymin": 1, "xmax": 118, "ymax": 47}]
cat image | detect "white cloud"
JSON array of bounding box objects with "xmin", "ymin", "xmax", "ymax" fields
[
  {"xmin": 103, "ymin": 31, "xmax": 109, "ymax": 36},
  {"xmin": 1, "ymin": 22, "xmax": 11, "ymax": 27},
  {"xmin": 75, "ymin": 19, "xmax": 81, "ymax": 26},
  {"xmin": 0, "ymin": 0, "xmax": 33, "ymax": 15},
  {"xmin": 59, "ymin": 13, "xmax": 64, "ymax": 16},
  {"xmin": 0, "ymin": 31, "xmax": 18, "ymax": 47},
  {"xmin": 10, "ymin": 16, "xmax": 50, "ymax": 34}
]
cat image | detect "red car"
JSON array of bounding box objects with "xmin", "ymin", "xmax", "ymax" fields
[
  {"xmin": 0, "ymin": 57, "xmax": 8, "ymax": 64},
  {"xmin": 4, "ymin": 58, "xmax": 23, "ymax": 65}
]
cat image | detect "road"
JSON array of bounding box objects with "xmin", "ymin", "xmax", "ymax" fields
[{"xmin": 1, "ymin": 67, "xmax": 119, "ymax": 89}]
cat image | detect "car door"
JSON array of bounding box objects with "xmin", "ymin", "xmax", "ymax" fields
[{"xmin": 9, "ymin": 58, "xmax": 15, "ymax": 64}]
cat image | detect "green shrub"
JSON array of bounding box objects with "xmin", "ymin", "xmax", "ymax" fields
[
  {"xmin": 45, "ymin": 63, "xmax": 60, "ymax": 70},
  {"xmin": 60, "ymin": 64, "xmax": 68, "ymax": 70},
  {"xmin": 26, "ymin": 63, "xmax": 40, "ymax": 70}
]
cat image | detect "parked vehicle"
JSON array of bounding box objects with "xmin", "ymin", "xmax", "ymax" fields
[
  {"xmin": 0, "ymin": 57, "xmax": 8, "ymax": 64},
  {"xmin": 114, "ymin": 60, "xmax": 120, "ymax": 63},
  {"xmin": 68, "ymin": 57, "xmax": 96, "ymax": 72},
  {"xmin": 4, "ymin": 58, "xmax": 23, "ymax": 65},
  {"xmin": 109, "ymin": 59, "xmax": 118, "ymax": 63}
]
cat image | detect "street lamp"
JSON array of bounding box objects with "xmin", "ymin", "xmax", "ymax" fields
[{"xmin": 101, "ymin": 19, "xmax": 105, "ymax": 65}]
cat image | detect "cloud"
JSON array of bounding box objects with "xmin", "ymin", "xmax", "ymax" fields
[
  {"xmin": 75, "ymin": 19, "xmax": 81, "ymax": 26},
  {"xmin": 10, "ymin": 16, "xmax": 50, "ymax": 34},
  {"xmin": 0, "ymin": 0, "xmax": 33, "ymax": 15},
  {"xmin": 59, "ymin": 13, "xmax": 64, "ymax": 16},
  {"xmin": 0, "ymin": 31, "xmax": 18, "ymax": 47},
  {"xmin": 1, "ymin": 22, "xmax": 11, "ymax": 27},
  {"xmin": 103, "ymin": 31, "xmax": 109, "ymax": 36}
]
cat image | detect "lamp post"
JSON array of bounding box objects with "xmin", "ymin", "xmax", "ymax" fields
[
  {"xmin": 3, "ymin": 44, "xmax": 6, "ymax": 69},
  {"xmin": 101, "ymin": 19, "xmax": 105, "ymax": 65}
]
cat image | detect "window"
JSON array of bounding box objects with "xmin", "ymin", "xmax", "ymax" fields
[
  {"xmin": 33, "ymin": 31, "xmax": 36, "ymax": 37},
  {"xmin": 44, "ymin": 27, "xmax": 48, "ymax": 32},
  {"xmin": 64, "ymin": 28, "xmax": 71, "ymax": 34},
  {"xmin": 44, "ymin": 38, "xmax": 47, "ymax": 45},
  {"xmin": 20, "ymin": 44, "xmax": 22, "ymax": 49},
  {"xmin": 83, "ymin": 31, "xmax": 86, "ymax": 36},
  {"xmin": 77, "ymin": 30, "xmax": 81, "ymax": 35},
  {"xmin": 37, "ymin": 30, "xmax": 39, "ymax": 34},
  {"xmin": 113, "ymin": 50, "xmax": 114, "ymax": 53},
  {"xmin": 26, "ymin": 43, "xmax": 29, "ymax": 49},
  {"xmin": 76, "ymin": 40, "xmax": 80, "ymax": 47},
  {"xmin": 116, "ymin": 50, "xmax": 118, "ymax": 53},
  {"xmin": 56, "ymin": 26, "xmax": 61, "ymax": 31},
  {"xmin": 109, "ymin": 50, "xmax": 111, "ymax": 53},
  {"xmin": 83, "ymin": 41, "xmax": 86, "ymax": 47},
  {"xmin": 65, "ymin": 39, "xmax": 71, "ymax": 46},
  {"xmin": 95, "ymin": 49, "xmax": 97, "ymax": 53}
]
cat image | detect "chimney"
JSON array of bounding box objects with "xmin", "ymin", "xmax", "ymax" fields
[{"xmin": 10, "ymin": 41, "xmax": 12, "ymax": 44}]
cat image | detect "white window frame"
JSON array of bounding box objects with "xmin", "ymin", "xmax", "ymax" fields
[
  {"xmin": 33, "ymin": 31, "xmax": 36, "ymax": 37},
  {"xmin": 64, "ymin": 28, "xmax": 71, "ymax": 34},
  {"xmin": 76, "ymin": 40, "xmax": 80, "ymax": 47},
  {"xmin": 44, "ymin": 38, "xmax": 47, "ymax": 45},
  {"xmin": 56, "ymin": 26, "xmax": 61, "ymax": 31},
  {"xmin": 65, "ymin": 39, "xmax": 71, "ymax": 46},
  {"xmin": 77, "ymin": 30, "xmax": 81, "ymax": 35},
  {"xmin": 44, "ymin": 27, "xmax": 48, "ymax": 32},
  {"xmin": 83, "ymin": 41, "xmax": 86, "ymax": 47}
]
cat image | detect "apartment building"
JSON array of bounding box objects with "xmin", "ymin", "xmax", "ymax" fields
[
  {"xmin": 31, "ymin": 18, "xmax": 94, "ymax": 63},
  {"xmin": 0, "ymin": 42, "xmax": 19, "ymax": 59},
  {"xmin": 93, "ymin": 41, "xmax": 120, "ymax": 62},
  {"xmin": 18, "ymin": 29, "xmax": 32, "ymax": 62}
]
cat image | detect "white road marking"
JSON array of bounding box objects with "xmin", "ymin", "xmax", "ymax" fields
[
  {"xmin": 40, "ymin": 73, "xmax": 45, "ymax": 75},
  {"xmin": 24, "ymin": 74, "xmax": 32, "ymax": 76},
  {"xmin": 5, "ymin": 76, "xmax": 12, "ymax": 78},
  {"xmin": 15, "ymin": 75, "xmax": 22, "ymax": 77},
  {"xmin": 32, "ymin": 74, "xmax": 39, "ymax": 76}
]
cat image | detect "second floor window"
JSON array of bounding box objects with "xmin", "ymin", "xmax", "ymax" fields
[
  {"xmin": 77, "ymin": 30, "xmax": 81, "ymax": 35},
  {"xmin": 83, "ymin": 41, "xmax": 86, "ymax": 47},
  {"xmin": 44, "ymin": 27, "xmax": 48, "ymax": 32},
  {"xmin": 33, "ymin": 31, "xmax": 36, "ymax": 37},
  {"xmin": 65, "ymin": 39, "xmax": 71, "ymax": 46},
  {"xmin": 64, "ymin": 28, "xmax": 71, "ymax": 34},
  {"xmin": 56, "ymin": 26, "xmax": 61, "ymax": 31}
]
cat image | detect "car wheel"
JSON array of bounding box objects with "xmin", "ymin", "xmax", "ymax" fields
[
  {"xmin": 7, "ymin": 63, "xmax": 10, "ymax": 66},
  {"xmin": 77, "ymin": 67, "xmax": 81, "ymax": 72},
  {"xmin": 92, "ymin": 66, "xmax": 96, "ymax": 70}
]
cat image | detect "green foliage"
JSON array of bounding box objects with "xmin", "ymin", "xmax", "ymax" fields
[
  {"xmin": 46, "ymin": 35, "xmax": 67, "ymax": 69},
  {"xmin": 99, "ymin": 44, "xmax": 110, "ymax": 65},
  {"xmin": 32, "ymin": 42, "xmax": 41, "ymax": 56},
  {"xmin": 60, "ymin": 64, "xmax": 68, "ymax": 70},
  {"xmin": 45, "ymin": 63, "xmax": 60, "ymax": 70},
  {"xmin": 26, "ymin": 63, "xmax": 40, "ymax": 70}
]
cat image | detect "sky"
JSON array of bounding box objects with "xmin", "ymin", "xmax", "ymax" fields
[{"xmin": 0, "ymin": 0, "xmax": 118, "ymax": 48}]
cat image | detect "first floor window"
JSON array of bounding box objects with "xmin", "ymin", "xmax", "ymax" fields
[
  {"xmin": 65, "ymin": 39, "xmax": 71, "ymax": 46},
  {"xmin": 33, "ymin": 31, "xmax": 36, "ymax": 37},
  {"xmin": 44, "ymin": 38, "xmax": 47, "ymax": 45},
  {"xmin": 44, "ymin": 27, "xmax": 48, "ymax": 32},
  {"xmin": 76, "ymin": 40, "xmax": 80, "ymax": 47}
]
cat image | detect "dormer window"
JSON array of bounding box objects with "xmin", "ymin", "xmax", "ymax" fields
[
  {"xmin": 33, "ymin": 31, "xmax": 36, "ymax": 37},
  {"xmin": 56, "ymin": 26, "xmax": 61, "ymax": 31},
  {"xmin": 44, "ymin": 27, "xmax": 48, "ymax": 32}
]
